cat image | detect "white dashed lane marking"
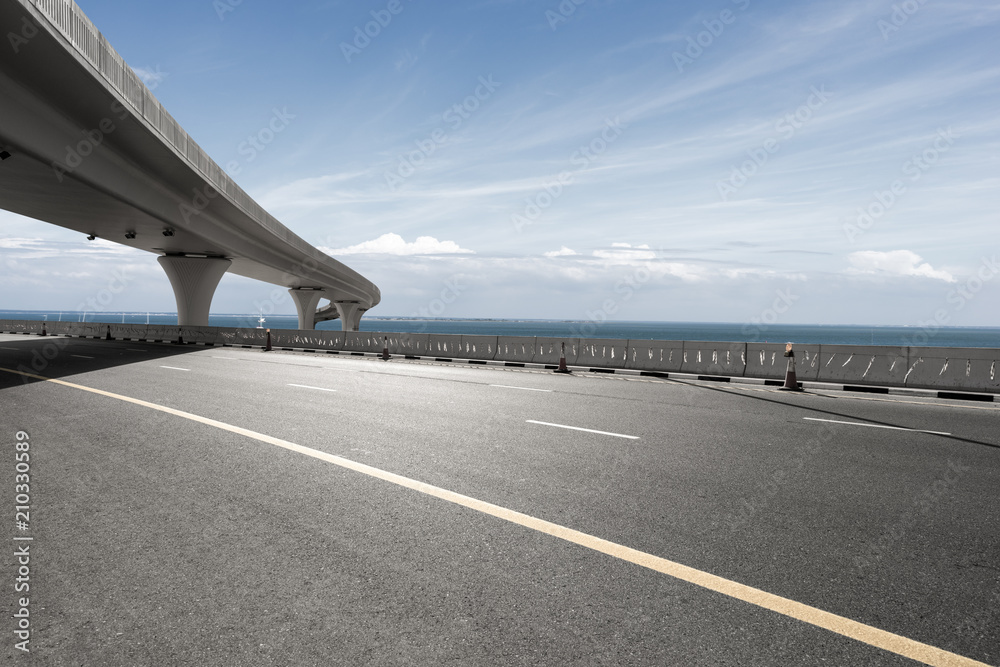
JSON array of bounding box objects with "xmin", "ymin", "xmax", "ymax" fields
[{"xmin": 526, "ymin": 420, "xmax": 639, "ymax": 440}]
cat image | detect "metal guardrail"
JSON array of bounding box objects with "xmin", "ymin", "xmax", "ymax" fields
[{"xmin": 30, "ymin": 0, "xmax": 280, "ymax": 236}]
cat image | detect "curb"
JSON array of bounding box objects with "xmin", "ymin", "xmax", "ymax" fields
[{"xmin": 380, "ymin": 356, "xmax": 997, "ymax": 403}]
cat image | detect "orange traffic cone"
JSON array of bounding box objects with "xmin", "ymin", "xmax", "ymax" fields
[
  {"xmin": 105, "ymin": 325, "xmax": 112, "ymax": 341},
  {"xmin": 381, "ymin": 336, "xmax": 390, "ymax": 361},
  {"xmin": 779, "ymin": 342, "xmax": 802, "ymax": 391},
  {"xmin": 554, "ymin": 341, "xmax": 572, "ymax": 374},
  {"xmin": 264, "ymin": 328, "xmax": 272, "ymax": 352},
  {"xmin": 40, "ymin": 323, "xmax": 47, "ymax": 337}
]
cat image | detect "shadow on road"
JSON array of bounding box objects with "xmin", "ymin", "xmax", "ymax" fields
[
  {"xmin": 0, "ymin": 334, "xmax": 229, "ymax": 390},
  {"xmin": 669, "ymin": 377, "xmax": 1000, "ymax": 451}
]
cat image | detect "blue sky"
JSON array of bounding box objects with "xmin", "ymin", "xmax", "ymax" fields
[{"xmin": 2, "ymin": 0, "xmax": 999, "ymax": 326}]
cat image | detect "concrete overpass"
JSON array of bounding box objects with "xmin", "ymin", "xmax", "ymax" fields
[{"xmin": 0, "ymin": 0, "xmax": 380, "ymax": 330}]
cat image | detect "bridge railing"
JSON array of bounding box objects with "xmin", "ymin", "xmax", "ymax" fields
[{"xmin": 30, "ymin": 0, "xmax": 283, "ymax": 238}]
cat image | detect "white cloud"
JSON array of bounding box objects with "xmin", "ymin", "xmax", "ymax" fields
[
  {"xmin": 846, "ymin": 250, "xmax": 955, "ymax": 282},
  {"xmin": 543, "ymin": 246, "xmax": 579, "ymax": 257},
  {"xmin": 0, "ymin": 236, "xmax": 142, "ymax": 261},
  {"xmin": 322, "ymin": 233, "xmax": 474, "ymax": 256},
  {"xmin": 0, "ymin": 237, "xmax": 44, "ymax": 249},
  {"xmin": 132, "ymin": 65, "xmax": 168, "ymax": 89},
  {"xmin": 592, "ymin": 243, "xmax": 657, "ymax": 263}
]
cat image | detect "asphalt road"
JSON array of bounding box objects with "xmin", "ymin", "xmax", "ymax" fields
[{"xmin": 1, "ymin": 333, "xmax": 997, "ymax": 666}]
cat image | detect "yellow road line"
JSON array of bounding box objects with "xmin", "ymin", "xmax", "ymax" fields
[{"xmin": 2, "ymin": 366, "xmax": 989, "ymax": 667}]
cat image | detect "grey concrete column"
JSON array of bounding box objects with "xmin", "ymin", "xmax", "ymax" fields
[
  {"xmin": 333, "ymin": 301, "xmax": 364, "ymax": 332},
  {"xmin": 289, "ymin": 288, "xmax": 323, "ymax": 330},
  {"xmin": 157, "ymin": 256, "xmax": 231, "ymax": 326}
]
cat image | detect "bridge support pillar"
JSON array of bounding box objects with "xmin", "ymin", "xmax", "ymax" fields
[
  {"xmin": 157, "ymin": 256, "xmax": 231, "ymax": 326},
  {"xmin": 334, "ymin": 301, "xmax": 364, "ymax": 332},
  {"xmin": 289, "ymin": 289, "xmax": 323, "ymax": 330}
]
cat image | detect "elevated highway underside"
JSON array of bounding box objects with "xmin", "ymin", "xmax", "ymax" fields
[{"xmin": 0, "ymin": 0, "xmax": 379, "ymax": 329}]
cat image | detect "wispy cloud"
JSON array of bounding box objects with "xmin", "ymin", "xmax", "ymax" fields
[
  {"xmin": 846, "ymin": 250, "xmax": 955, "ymax": 282},
  {"xmin": 131, "ymin": 65, "xmax": 168, "ymax": 89},
  {"xmin": 543, "ymin": 246, "xmax": 578, "ymax": 258},
  {"xmin": 322, "ymin": 233, "xmax": 475, "ymax": 256}
]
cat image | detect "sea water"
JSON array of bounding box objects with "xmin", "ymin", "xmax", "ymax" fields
[{"xmin": 2, "ymin": 310, "xmax": 997, "ymax": 348}]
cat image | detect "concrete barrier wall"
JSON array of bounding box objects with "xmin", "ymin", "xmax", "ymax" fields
[
  {"xmin": 162, "ymin": 326, "xmax": 184, "ymax": 342},
  {"xmin": 533, "ymin": 338, "xmax": 580, "ymax": 365},
  {"xmin": 45, "ymin": 321, "xmax": 73, "ymax": 335},
  {"xmin": 176, "ymin": 326, "xmax": 218, "ymax": 344},
  {"xmin": 816, "ymin": 345, "xmax": 907, "ymax": 386},
  {"xmin": 425, "ymin": 334, "xmax": 461, "ymax": 357},
  {"xmin": 109, "ymin": 324, "xmax": 151, "ymax": 340},
  {"xmin": 269, "ymin": 329, "xmax": 341, "ymax": 350},
  {"xmin": 577, "ymin": 338, "xmax": 629, "ymax": 369},
  {"xmin": 746, "ymin": 343, "xmax": 822, "ymax": 381},
  {"xmin": 495, "ymin": 336, "xmax": 536, "ymax": 363},
  {"xmin": 389, "ymin": 333, "xmax": 428, "ymax": 356},
  {"xmin": 680, "ymin": 341, "xmax": 747, "ymax": 376},
  {"xmin": 218, "ymin": 328, "xmax": 267, "ymax": 347},
  {"xmin": 1, "ymin": 320, "xmax": 41, "ymax": 334},
  {"xmin": 458, "ymin": 335, "xmax": 499, "ymax": 360},
  {"xmin": 626, "ymin": 340, "xmax": 685, "ymax": 372},
  {"xmin": 143, "ymin": 325, "xmax": 180, "ymax": 342},
  {"xmin": 78, "ymin": 323, "xmax": 111, "ymax": 338},
  {"xmin": 3, "ymin": 319, "xmax": 997, "ymax": 392},
  {"xmin": 905, "ymin": 347, "xmax": 1000, "ymax": 393},
  {"xmin": 313, "ymin": 330, "xmax": 346, "ymax": 351},
  {"xmin": 344, "ymin": 332, "xmax": 383, "ymax": 352}
]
